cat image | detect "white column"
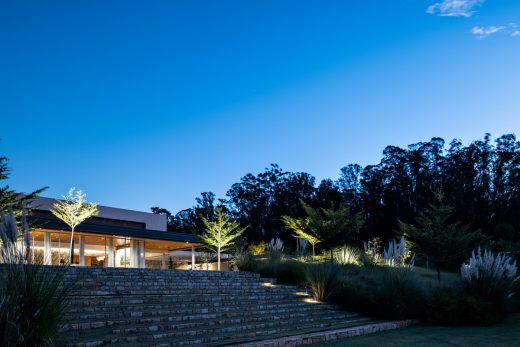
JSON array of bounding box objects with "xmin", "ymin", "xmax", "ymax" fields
[
  {"xmin": 130, "ymin": 240, "xmax": 138, "ymax": 268},
  {"xmin": 79, "ymin": 235, "xmax": 85, "ymax": 266},
  {"xmin": 43, "ymin": 231, "xmax": 52, "ymax": 265},
  {"xmin": 107, "ymin": 237, "xmax": 115, "ymax": 267},
  {"xmin": 162, "ymin": 253, "xmax": 166, "ymax": 269},
  {"xmin": 191, "ymin": 246, "xmax": 196, "ymax": 270},
  {"xmin": 139, "ymin": 241, "xmax": 145, "ymax": 268}
]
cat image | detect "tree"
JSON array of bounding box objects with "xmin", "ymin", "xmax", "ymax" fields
[
  {"xmin": 283, "ymin": 201, "xmax": 363, "ymax": 259},
  {"xmin": 200, "ymin": 207, "xmax": 247, "ymax": 271},
  {"xmin": 0, "ymin": 151, "xmax": 46, "ymax": 216},
  {"xmin": 167, "ymin": 133, "xmax": 520, "ymax": 252},
  {"xmin": 399, "ymin": 193, "xmax": 482, "ymax": 283},
  {"xmin": 305, "ymin": 203, "xmax": 363, "ymax": 259},
  {"xmin": 226, "ymin": 164, "xmax": 315, "ymax": 246},
  {"xmin": 281, "ymin": 214, "xmax": 320, "ymax": 258},
  {"xmin": 51, "ymin": 188, "xmax": 99, "ymax": 264}
]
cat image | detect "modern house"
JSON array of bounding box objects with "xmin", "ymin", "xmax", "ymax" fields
[{"xmin": 28, "ymin": 197, "xmax": 203, "ymax": 269}]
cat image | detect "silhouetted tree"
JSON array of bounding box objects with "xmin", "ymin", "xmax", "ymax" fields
[
  {"xmin": 0, "ymin": 152, "xmax": 46, "ymax": 216},
  {"xmin": 164, "ymin": 133, "xmax": 520, "ymax": 263},
  {"xmin": 399, "ymin": 194, "xmax": 482, "ymax": 282}
]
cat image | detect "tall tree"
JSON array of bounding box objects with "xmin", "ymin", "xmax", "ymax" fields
[
  {"xmin": 227, "ymin": 164, "xmax": 315, "ymax": 246},
  {"xmin": 167, "ymin": 133, "xmax": 520, "ymax": 253},
  {"xmin": 399, "ymin": 194, "xmax": 482, "ymax": 282},
  {"xmin": 51, "ymin": 188, "xmax": 99, "ymax": 264}
]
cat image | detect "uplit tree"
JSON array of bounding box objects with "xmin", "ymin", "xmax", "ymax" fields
[
  {"xmin": 51, "ymin": 188, "xmax": 98, "ymax": 264},
  {"xmin": 200, "ymin": 207, "xmax": 247, "ymax": 271},
  {"xmin": 305, "ymin": 202, "xmax": 363, "ymax": 260},
  {"xmin": 281, "ymin": 214, "xmax": 320, "ymax": 258}
]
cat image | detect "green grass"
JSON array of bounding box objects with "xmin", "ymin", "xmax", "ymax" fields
[{"xmin": 311, "ymin": 314, "xmax": 520, "ymax": 347}]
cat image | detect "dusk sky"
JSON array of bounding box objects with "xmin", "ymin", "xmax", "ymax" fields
[{"xmin": 2, "ymin": 0, "xmax": 520, "ymax": 213}]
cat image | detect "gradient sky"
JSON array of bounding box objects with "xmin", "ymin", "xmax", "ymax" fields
[{"xmin": 1, "ymin": 0, "xmax": 520, "ymax": 213}]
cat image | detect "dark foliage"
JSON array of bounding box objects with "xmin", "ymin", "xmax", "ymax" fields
[
  {"xmin": 425, "ymin": 288, "xmax": 506, "ymax": 325},
  {"xmin": 152, "ymin": 192, "xmax": 221, "ymax": 234},
  {"xmin": 161, "ymin": 134, "xmax": 520, "ymax": 254},
  {"xmin": 400, "ymin": 196, "xmax": 483, "ymax": 279},
  {"xmin": 332, "ymin": 267, "xmax": 428, "ymax": 320}
]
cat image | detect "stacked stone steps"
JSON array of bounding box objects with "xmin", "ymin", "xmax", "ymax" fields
[
  {"xmin": 60, "ymin": 267, "xmax": 376, "ymax": 346},
  {"xmin": 65, "ymin": 312, "xmax": 373, "ymax": 346},
  {"xmin": 124, "ymin": 320, "xmax": 383, "ymax": 347},
  {"xmin": 63, "ymin": 299, "xmax": 339, "ymax": 327},
  {"xmin": 63, "ymin": 301, "xmax": 360, "ymax": 332}
]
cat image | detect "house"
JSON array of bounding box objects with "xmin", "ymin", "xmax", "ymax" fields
[{"xmin": 28, "ymin": 197, "xmax": 203, "ymax": 269}]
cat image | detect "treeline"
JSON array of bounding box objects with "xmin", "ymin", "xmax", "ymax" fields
[{"xmin": 153, "ymin": 133, "xmax": 520, "ymax": 253}]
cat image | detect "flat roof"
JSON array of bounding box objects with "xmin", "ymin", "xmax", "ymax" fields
[
  {"xmin": 30, "ymin": 217, "xmax": 201, "ymax": 244},
  {"xmin": 31, "ymin": 197, "xmax": 167, "ymax": 231}
]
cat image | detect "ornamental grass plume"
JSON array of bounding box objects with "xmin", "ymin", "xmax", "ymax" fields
[
  {"xmin": 333, "ymin": 245, "xmax": 362, "ymax": 265},
  {"xmin": 267, "ymin": 238, "xmax": 284, "ymax": 260},
  {"xmin": 460, "ymin": 247, "xmax": 518, "ymax": 301},
  {"xmin": 383, "ymin": 237, "xmax": 415, "ymax": 268}
]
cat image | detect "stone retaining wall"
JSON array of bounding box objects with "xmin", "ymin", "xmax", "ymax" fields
[{"xmin": 231, "ymin": 320, "xmax": 419, "ymax": 347}]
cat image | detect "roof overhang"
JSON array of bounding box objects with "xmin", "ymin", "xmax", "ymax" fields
[{"xmin": 29, "ymin": 217, "xmax": 202, "ymax": 244}]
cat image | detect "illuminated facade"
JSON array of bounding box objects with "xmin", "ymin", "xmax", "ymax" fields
[{"xmin": 28, "ymin": 197, "xmax": 202, "ymax": 269}]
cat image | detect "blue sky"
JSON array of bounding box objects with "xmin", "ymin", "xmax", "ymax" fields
[{"xmin": 1, "ymin": 0, "xmax": 520, "ymax": 213}]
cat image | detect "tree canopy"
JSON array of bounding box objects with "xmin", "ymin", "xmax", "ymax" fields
[{"xmin": 159, "ymin": 133, "xmax": 520, "ymax": 258}]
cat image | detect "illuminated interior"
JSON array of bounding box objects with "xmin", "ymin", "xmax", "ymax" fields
[{"xmin": 29, "ymin": 229, "xmax": 199, "ymax": 269}]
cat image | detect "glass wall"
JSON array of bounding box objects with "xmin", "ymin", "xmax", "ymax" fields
[
  {"xmin": 114, "ymin": 237, "xmax": 130, "ymax": 268},
  {"xmin": 27, "ymin": 229, "xmax": 197, "ymax": 269}
]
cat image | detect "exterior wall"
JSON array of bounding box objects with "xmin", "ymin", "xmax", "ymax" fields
[{"xmin": 31, "ymin": 197, "xmax": 167, "ymax": 231}]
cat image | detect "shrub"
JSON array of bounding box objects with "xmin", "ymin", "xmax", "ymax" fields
[
  {"xmin": 275, "ymin": 260, "xmax": 307, "ymax": 286},
  {"xmin": 362, "ymin": 240, "xmax": 385, "ymax": 267},
  {"xmin": 370, "ymin": 268, "xmax": 426, "ymax": 319},
  {"xmin": 248, "ymin": 241, "xmax": 267, "ymax": 255},
  {"xmin": 332, "ymin": 267, "xmax": 427, "ymax": 320},
  {"xmin": 305, "ymin": 263, "xmax": 341, "ymax": 301},
  {"xmin": 460, "ymin": 247, "xmax": 518, "ymax": 302},
  {"xmin": 425, "ymin": 288, "xmax": 505, "ymax": 325},
  {"xmin": 333, "ymin": 245, "xmax": 362, "ymax": 265},
  {"xmin": 0, "ymin": 210, "xmax": 73, "ymax": 347},
  {"xmin": 234, "ymin": 252, "xmax": 254, "ymax": 271},
  {"xmin": 252, "ymin": 258, "xmax": 306, "ymax": 286}
]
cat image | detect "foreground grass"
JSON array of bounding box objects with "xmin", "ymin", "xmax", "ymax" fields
[{"xmin": 312, "ymin": 314, "xmax": 520, "ymax": 347}]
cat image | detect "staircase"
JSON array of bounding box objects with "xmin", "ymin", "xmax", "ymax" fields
[{"xmin": 60, "ymin": 267, "xmax": 380, "ymax": 346}]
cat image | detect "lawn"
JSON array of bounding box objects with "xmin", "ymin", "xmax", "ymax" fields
[{"xmin": 311, "ymin": 314, "xmax": 520, "ymax": 347}]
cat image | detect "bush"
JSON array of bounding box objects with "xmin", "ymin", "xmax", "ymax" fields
[
  {"xmin": 460, "ymin": 248, "xmax": 518, "ymax": 302},
  {"xmin": 332, "ymin": 267, "xmax": 427, "ymax": 320},
  {"xmin": 248, "ymin": 242, "xmax": 267, "ymax": 255},
  {"xmin": 361, "ymin": 240, "xmax": 385, "ymax": 267},
  {"xmin": 0, "ymin": 210, "xmax": 73, "ymax": 347},
  {"xmin": 275, "ymin": 260, "xmax": 307, "ymax": 286},
  {"xmin": 0, "ymin": 264, "xmax": 72, "ymax": 346},
  {"xmin": 305, "ymin": 263, "xmax": 341, "ymax": 301},
  {"xmin": 234, "ymin": 252, "xmax": 254, "ymax": 271},
  {"xmin": 252, "ymin": 258, "xmax": 306, "ymax": 286},
  {"xmin": 425, "ymin": 288, "xmax": 505, "ymax": 325}
]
